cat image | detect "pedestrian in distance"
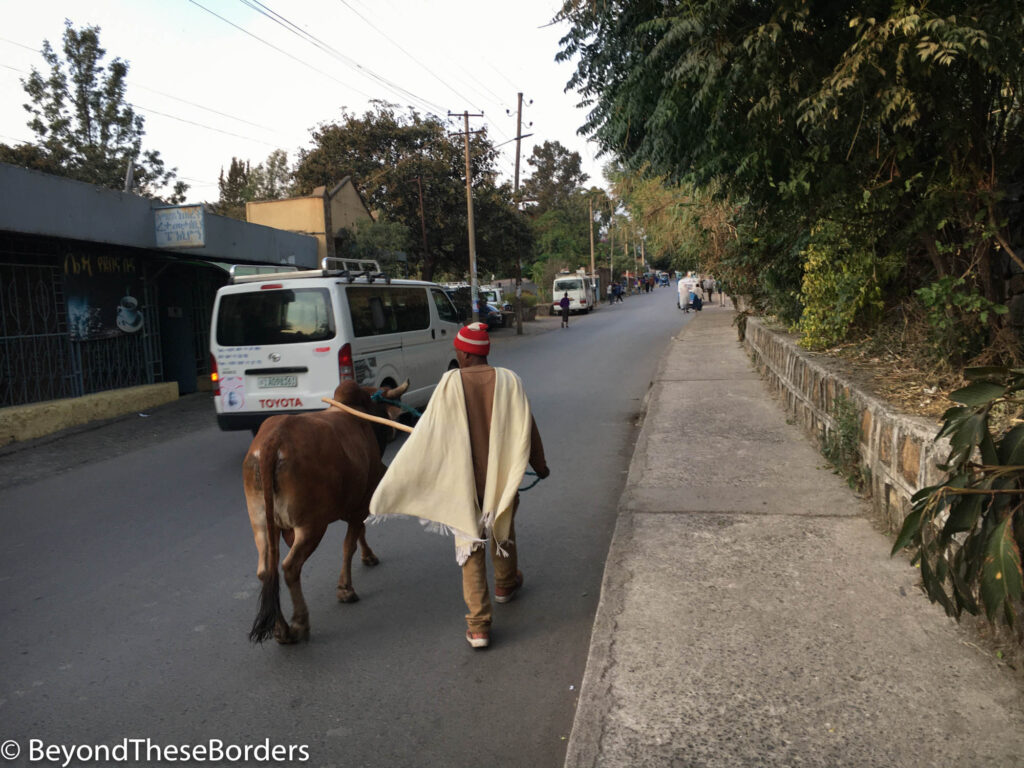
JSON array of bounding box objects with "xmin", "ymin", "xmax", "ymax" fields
[
  {"xmin": 607, "ymin": 283, "xmax": 614, "ymax": 305},
  {"xmin": 368, "ymin": 322, "xmax": 551, "ymax": 649},
  {"xmin": 560, "ymin": 292, "xmax": 571, "ymax": 328},
  {"xmin": 703, "ymin": 276, "xmax": 715, "ymax": 304},
  {"xmin": 678, "ymin": 271, "xmax": 697, "ymax": 312}
]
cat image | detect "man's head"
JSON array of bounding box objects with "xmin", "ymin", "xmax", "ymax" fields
[{"xmin": 454, "ymin": 321, "xmax": 490, "ymax": 367}]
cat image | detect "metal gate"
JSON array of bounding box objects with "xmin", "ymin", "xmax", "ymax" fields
[
  {"xmin": 0, "ymin": 237, "xmax": 164, "ymax": 408},
  {"xmin": 0, "ymin": 259, "xmax": 81, "ymax": 405}
]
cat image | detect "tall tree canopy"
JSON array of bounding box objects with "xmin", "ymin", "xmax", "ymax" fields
[
  {"xmin": 520, "ymin": 140, "xmax": 589, "ymax": 213},
  {"xmin": 3, "ymin": 20, "xmax": 185, "ymax": 201},
  {"xmin": 292, "ymin": 103, "xmax": 526, "ymax": 282},
  {"xmin": 214, "ymin": 150, "xmax": 293, "ymax": 220},
  {"xmin": 559, "ymin": 1, "xmax": 1024, "ymax": 361}
]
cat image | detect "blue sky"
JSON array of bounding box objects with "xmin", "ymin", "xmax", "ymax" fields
[{"xmin": 0, "ymin": 0, "xmax": 606, "ymax": 203}]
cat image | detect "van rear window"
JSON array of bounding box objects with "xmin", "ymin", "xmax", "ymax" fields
[
  {"xmin": 216, "ymin": 288, "xmax": 335, "ymax": 346},
  {"xmin": 346, "ymin": 286, "xmax": 429, "ymax": 337},
  {"xmin": 555, "ymin": 279, "xmax": 583, "ymax": 291}
]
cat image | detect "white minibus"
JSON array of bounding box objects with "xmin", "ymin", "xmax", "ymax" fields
[
  {"xmin": 550, "ymin": 273, "xmax": 597, "ymax": 315},
  {"xmin": 210, "ymin": 259, "xmax": 462, "ymax": 432}
]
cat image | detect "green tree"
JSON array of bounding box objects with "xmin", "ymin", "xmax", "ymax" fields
[
  {"xmin": 558, "ymin": 1, "xmax": 1024, "ymax": 356},
  {"xmin": 293, "ymin": 102, "xmax": 523, "ymax": 281},
  {"xmin": 250, "ymin": 149, "xmax": 292, "ymax": 200},
  {"xmin": 339, "ymin": 218, "xmax": 412, "ymax": 276},
  {"xmin": 15, "ymin": 20, "xmax": 185, "ymax": 201},
  {"xmin": 215, "ymin": 157, "xmax": 253, "ymax": 220},
  {"xmin": 215, "ymin": 150, "xmax": 293, "ymax": 220},
  {"xmin": 520, "ymin": 140, "xmax": 589, "ymax": 213}
]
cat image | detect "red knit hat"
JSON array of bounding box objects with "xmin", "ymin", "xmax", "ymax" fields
[{"xmin": 454, "ymin": 322, "xmax": 490, "ymax": 356}]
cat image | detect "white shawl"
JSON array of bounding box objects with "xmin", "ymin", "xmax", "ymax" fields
[{"xmin": 368, "ymin": 367, "xmax": 532, "ymax": 564}]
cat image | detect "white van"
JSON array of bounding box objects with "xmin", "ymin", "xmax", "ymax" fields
[
  {"xmin": 210, "ymin": 259, "xmax": 462, "ymax": 432},
  {"xmin": 550, "ymin": 273, "xmax": 597, "ymax": 315}
]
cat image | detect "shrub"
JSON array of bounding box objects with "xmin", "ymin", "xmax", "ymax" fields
[
  {"xmin": 915, "ymin": 276, "xmax": 1008, "ymax": 366},
  {"xmin": 798, "ymin": 220, "xmax": 887, "ymax": 349}
]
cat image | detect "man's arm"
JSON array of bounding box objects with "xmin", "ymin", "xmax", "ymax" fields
[{"xmin": 528, "ymin": 416, "xmax": 550, "ymax": 479}]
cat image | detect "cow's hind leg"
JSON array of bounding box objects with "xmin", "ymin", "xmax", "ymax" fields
[
  {"xmin": 338, "ymin": 521, "xmax": 366, "ymax": 602},
  {"xmin": 277, "ymin": 525, "xmax": 326, "ymax": 644},
  {"xmin": 359, "ymin": 526, "xmax": 379, "ymax": 567}
]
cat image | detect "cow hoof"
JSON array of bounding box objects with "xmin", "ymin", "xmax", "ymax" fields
[
  {"xmin": 274, "ymin": 623, "xmax": 310, "ymax": 644},
  {"xmin": 337, "ymin": 587, "xmax": 360, "ymax": 603},
  {"xmin": 273, "ymin": 625, "xmax": 296, "ymax": 645},
  {"xmin": 361, "ymin": 554, "xmax": 380, "ymax": 567}
]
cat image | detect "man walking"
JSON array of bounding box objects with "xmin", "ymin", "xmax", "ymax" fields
[
  {"xmin": 559, "ymin": 292, "xmax": 571, "ymax": 328},
  {"xmin": 369, "ymin": 322, "xmax": 550, "ymax": 649}
]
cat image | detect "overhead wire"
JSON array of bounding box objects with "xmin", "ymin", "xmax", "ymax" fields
[
  {"xmin": 237, "ymin": 0, "xmax": 446, "ymax": 116},
  {"xmin": 3, "ymin": 6, "xmax": 548, "ymax": 191},
  {"xmin": 185, "ymin": 0, "xmax": 375, "ymax": 101},
  {"xmin": 1, "ymin": 37, "xmax": 289, "ymax": 139},
  {"xmin": 0, "ymin": 60, "xmax": 281, "ymax": 150},
  {"xmin": 334, "ymin": 0, "xmax": 478, "ymax": 110}
]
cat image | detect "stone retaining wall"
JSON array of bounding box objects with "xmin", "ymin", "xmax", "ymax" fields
[{"xmin": 742, "ymin": 317, "xmax": 948, "ymax": 530}]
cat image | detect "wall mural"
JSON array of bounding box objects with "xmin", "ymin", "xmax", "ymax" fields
[{"xmin": 64, "ymin": 253, "xmax": 144, "ymax": 341}]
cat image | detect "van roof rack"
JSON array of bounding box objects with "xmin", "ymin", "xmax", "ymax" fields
[
  {"xmin": 321, "ymin": 257, "xmax": 391, "ymax": 285},
  {"xmin": 229, "ymin": 258, "xmax": 392, "ymax": 285}
]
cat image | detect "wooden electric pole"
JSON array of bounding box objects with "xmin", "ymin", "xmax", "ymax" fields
[
  {"xmin": 509, "ymin": 92, "xmax": 532, "ymax": 335},
  {"xmin": 449, "ymin": 111, "xmax": 484, "ymax": 323},
  {"xmin": 589, "ymin": 195, "xmax": 596, "ymax": 281}
]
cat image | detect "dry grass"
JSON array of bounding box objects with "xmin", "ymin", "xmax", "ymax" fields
[{"xmin": 820, "ymin": 303, "xmax": 1022, "ymax": 421}]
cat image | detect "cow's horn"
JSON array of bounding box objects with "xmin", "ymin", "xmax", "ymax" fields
[{"xmin": 385, "ymin": 379, "xmax": 409, "ymax": 399}]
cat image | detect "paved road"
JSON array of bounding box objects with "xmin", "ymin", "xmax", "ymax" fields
[{"xmin": 0, "ymin": 287, "xmax": 684, "ymax": 767}]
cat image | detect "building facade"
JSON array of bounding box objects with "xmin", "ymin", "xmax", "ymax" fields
[{"xmin": 0, "ymin": 163, "xmax": 318, "ymax": 408}]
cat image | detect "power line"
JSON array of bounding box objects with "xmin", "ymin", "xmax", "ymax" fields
[
  {"xmin": 1, "ymin": 60, "xmax": 282, "ymax": 150},
  {"xmin": 334, "ymin": 0, "xmax": 477, "ymax": 109},
  {"xmin": 131, "ymin": 103, "xmax": 281, "ymax": 147},
  {"xmin": 235, "ymin": 0, "xmax": 446, "ymax": 115},
  {"xmin": 185, "ymin": 0, "xmax": 375, "ymax": 102},
  {"xmin": 130, "ymin": 82, "xmax": 289, "ymax": 136}
]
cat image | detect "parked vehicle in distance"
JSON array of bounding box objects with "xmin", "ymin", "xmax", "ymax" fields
[
  {"xmin": 477, "ymin": 300, "xmax": 505, "ymax": 330},
  {"xmin": 550, "ymin": 272, "xmax": 597, "ymax": 315},
  {"xmin": 210, "ymin": 258, "xmax": 462, "ymax": 433},
  {"xmin": 479, "ymin": 286, "xmax": 511, "ymax": 310}
]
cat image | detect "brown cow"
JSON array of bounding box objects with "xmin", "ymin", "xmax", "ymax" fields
[{"xmin": 243, "ymin": 379, "xmax": 408, "ymax": 644}]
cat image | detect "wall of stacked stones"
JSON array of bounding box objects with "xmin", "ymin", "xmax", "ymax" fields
[{"xmin": 742, "ymin": 317, "xmax": 949, "ymax": 530}]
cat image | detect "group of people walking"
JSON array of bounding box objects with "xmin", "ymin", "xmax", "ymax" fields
[{"xmin": 677, "ymin": 271, "xmax": 724, "ymax": 312}]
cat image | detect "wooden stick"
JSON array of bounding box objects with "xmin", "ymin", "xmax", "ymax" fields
[{"xmin": 321, "ymin": 397, "xmax": 415, "ymax": 433}]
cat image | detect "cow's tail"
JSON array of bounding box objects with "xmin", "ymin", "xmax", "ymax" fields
[{"xmin": 249, "ymin": 438, "xmax": 284, "ymax": 644}]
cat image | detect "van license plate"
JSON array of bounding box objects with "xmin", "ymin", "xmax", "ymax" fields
[{"xmin": 257, "ymin": 375, "xmax": 298, "ymax": 389}]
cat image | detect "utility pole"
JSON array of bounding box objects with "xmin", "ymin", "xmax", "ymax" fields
[
  {"xmin": 588, "ymin": 195, "xmax": 596, "ymax": 284},
  {"xmin": 449, "ymin": 111, "xmax": 484, "ymax": 323},
  {"xmin": 508, "ymin": 92, "xmax": 532, "ymax": 335},
  {"xmin": 608, "ymin": 225, "xmax": 614, "ymax": 302}
]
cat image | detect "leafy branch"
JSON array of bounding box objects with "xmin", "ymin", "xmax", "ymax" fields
[{"xmin": 893, "ymin": 367, "xmax": 1024, "ymax": 627}]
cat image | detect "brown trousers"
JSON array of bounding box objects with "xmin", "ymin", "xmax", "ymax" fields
[{"xmin": 462, "ymin": 500, "xmax": 518, "ymax": 631}]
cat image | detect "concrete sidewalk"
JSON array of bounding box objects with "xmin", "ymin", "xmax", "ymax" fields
[{"xmin": 565, "ymin": 306, "xmax": 1024, "ymax": 767}]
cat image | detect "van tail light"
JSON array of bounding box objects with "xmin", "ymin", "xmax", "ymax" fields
[
  {"xmin": 580, "ymin": 298, "xmax": 587, "ymax": 305},
  {"xmin": 210, "ymin": 355, "xmax": 220, "ymax": 395},
  {"xmin": 338, "ymin": 343, "xmax": 355, "ymax": 382}
]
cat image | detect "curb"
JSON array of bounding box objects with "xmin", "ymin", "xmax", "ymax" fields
[{"xmin": 0, "ymin": 382, "xmax": 180, "ymax": 448}]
